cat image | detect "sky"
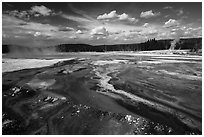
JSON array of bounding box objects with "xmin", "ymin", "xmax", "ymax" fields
[{"xmin": 2, "ymin": 2, "xmax": 202, "ymax": 47}]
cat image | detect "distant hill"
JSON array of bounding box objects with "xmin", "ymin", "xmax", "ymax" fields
[{"xmin": 2, "ymin": 37, "xmax": 202, "ymax": 53}]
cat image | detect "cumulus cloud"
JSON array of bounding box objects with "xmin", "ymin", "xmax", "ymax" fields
[
  {"xmin": 97, "ymin": 10, "xmax": 138, "ymax": 23},
  {"xmin": 30, "ymin": 5, "xmax": 53, "ymax": 16},
  {"xmin": 140, "ymin": 10, "xmax": 160, "ymax": 18},
  {"xmin": 4, "ymin": 5, "xmax": 54, "ymax": 20},
  {"xmin": 90, "ymin": 26, "xmax": 109, "ymax": 36},
  {"xmin": 4, "ymin": 10, "xmax": 30, "ymax": 20},
  {"xmin": 118, "ymin": 13, "xmax": 128, "ymax": 20},
  {"xmin": 97, "ymin": 10, "xmax": 118, "ymax": 20},
  {"xmin": 118, "ymin": 13, "xmax": 137, "ymax": 22},
  {"xmin": 34, "ymin": 32, "xmax": 41, "ymax": 37},
  {"xmin": 164, "ymin": 19, "xmax": 180, "ymax": 28},
  {"xmin": 76, "ymin": 30, "xmax": 83, "ymax": 34}
]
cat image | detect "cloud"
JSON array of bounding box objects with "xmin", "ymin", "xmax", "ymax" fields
[
  {"xmin": 19, "ymin": 21, "xmax": 59, "ymax": 33},
  {"xmin": 97, "ymin": 10, "xmax": 138, "ymax": 23},
  {"xmin": 2, "ymin": 14, "xmax": 28, "ymax": 28},
  {"xmin": 2, "ymin": 13, "xmax": 102, "ymax": 45},
  {"xmin": 141, "ymin": 27, "xmax": 158, "ymax": 36},
  {"xmin": 118, "ymin": 13, "xmax": 138, "ymax": 23},
  {"xmin": 68, "ymin": 3, "xmax": 96, "ymax": 21},
  {"xmin": 76, "ymin": 30, "xmax": 83, "ymax": 34},
  {"xmin": 164, "ymin": 15, "xmax": 170, "ymax": 18},
  {"xmin": 163, "ymin": 6, "xmax": 173, "ymax": 9},
  {"xmin": 171, "ymin": 31, "xmax": 177, "ymax": 35},
  {"xmin": 30, "ymin": 5, "xmax": 53, "ymax": 16},
  {"xmin": 3, "ymin": 14, "xmax": 68, "ymax": 39},
  {"xmin": 2, "ymin": 14, "xmax": 84, "ymax": 46},
  {"xmin": 3, "ymin": 3, "xmax": 201, "ymax": 46},
  {"xmin": 110, "ymin": 30, "xmax": 125, "ymax": 35},
  {"xmin": 177, "ymin": 9, "xmax": 184, "ymax": 16},
  {"xmin": 147, "ymin": 29, "xmax": 158, "ymax": 35},
  {"xmin": 163, "ymin": 6, "xmax": 185, "ymax": 17},
  {"xmin": 61, "ymin": 14, "xmax": 92, "ymax": 23},
  {"xmin": 164, "ymin": 19, "xmax": 180, "ymax": 28},
  {"xmin": 143, "ymin": 23, "xmax": 149, "ymax": 27},
  {"xmin": 58, "ymin": 27, "xmax": 75, "ymax": 32},
  {"xmin": 183, "ymin": 27, "xmax": 202, "ymax": 37},
  {"xmin": 140, "ymin": 10, "xmax": 160, "ymax": 18},
  {"xmin": 4, "ymin": 5, "xmax": 55, "ymax": 21},
  {"xmin": 171, "ymin": 28, "xmax": 179, "ymax": 32},
  {"xmin": 114, "ymin": 36, "xmax": 119, "ymax": 40},
  {"xmin": 129, "ymin": 29, "xmax": 142, "ymax": 33},
  {"xmin": 34, "ymin": 32, "xmax": 41, "ymax": 37},
  {"xmin": 69, "ymin": 36, "xmax": 77, "ymax": 39},
  {"xmin": 124, "ymin": 26, "xmax": 159, "ymax": 41},
  {"xmin": 60, "ymin": 13, "xmax": 101, "ymax": 33},
  {"xmin": 4, "ymin": 10, "xmax": 30, "ymax": 20},
  {"xmin": 90, "ymin": 26, "xmax": 109, "ymax": 36},
  {"xmin": 97, "ymin": 10, "xmax": 118, "ymax": 20},
  {"xmin": 163, "ymin": 6, "xmax": 184, "ymax": 16},
  {"xmin": 118, "ymin": 13, "xmax": 128, "ymax": 20}
]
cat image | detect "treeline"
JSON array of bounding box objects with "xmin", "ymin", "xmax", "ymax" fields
[
  {"xmin": 56, "ymin": 37, "xmax": 202, "ymax": 52},
  {"xmin": 175, "ymin": 38, "xmax": 202, "ymax": 52},
  {"xmin": 2, "ymin": 44, "xmax": 9, "ymax": 53},
  {"xmin": 2, "ymin": 37, "xmax": 202, "ymax": 53}
]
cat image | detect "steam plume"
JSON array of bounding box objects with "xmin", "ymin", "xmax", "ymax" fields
[
  {"xmin": 7, "ymin": 45, "xmax": 57, "ymax": 58},
  {"xmin": 169, "ymin": 38, "xmax": 180, "ymax": 50}
]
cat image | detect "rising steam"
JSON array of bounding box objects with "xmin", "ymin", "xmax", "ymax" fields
[
  {"xmin": 169, "ymin": 37, "xmax": 180, "ymax": 50},
  {"xmin": 7, "ymin": 45, "xmax": 58, "ymax": 58}
]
